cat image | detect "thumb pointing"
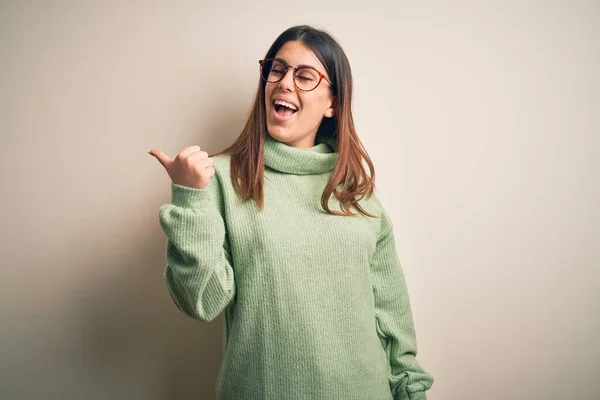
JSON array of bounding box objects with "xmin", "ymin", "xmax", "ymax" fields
[{"xmin": 147, "ymin": 149, "xmax": 172, "ymax": 170}]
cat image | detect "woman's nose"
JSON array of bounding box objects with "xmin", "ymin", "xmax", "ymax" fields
[{"xmin": 278, "ymin": 68, "xmax": 295, "ymax": 91}]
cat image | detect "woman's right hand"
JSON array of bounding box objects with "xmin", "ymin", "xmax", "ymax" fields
[{"xmin": 148, "ymin": 146, "xmax": 215, "ymax": 190}]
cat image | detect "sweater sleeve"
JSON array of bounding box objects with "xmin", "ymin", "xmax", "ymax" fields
[
  {"xmin": 371, "ymin": 209, "xmax": 434, "ymax": 400},
  {"xmin": 158, "ymin": 181, "xmax": 235, "ymax": 322}
]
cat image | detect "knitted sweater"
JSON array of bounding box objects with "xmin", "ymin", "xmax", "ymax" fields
[{"xmin": 158, "ymin": 134, "xmax": 433, "ymax": 400}]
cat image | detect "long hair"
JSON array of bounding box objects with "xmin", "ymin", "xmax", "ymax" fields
[{"xmin": 217, "ymin": 25, "xmax": 376, "ymax": 217}]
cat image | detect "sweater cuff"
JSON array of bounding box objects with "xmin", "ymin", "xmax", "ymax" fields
[
  {"xmin": 170, "ymin": 183, "xmax": 212, "ymax": 209},
  {"xmin": 395, "ymin": 391, "xmax": 427, "ymax": 400}
]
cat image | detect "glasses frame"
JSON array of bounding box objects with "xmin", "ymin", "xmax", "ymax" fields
[{"xmin": 259, "ymin": 58, "xmax": 332, "ymax": 92}]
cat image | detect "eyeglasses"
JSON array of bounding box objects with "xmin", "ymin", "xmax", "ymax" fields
[{"xmin": 259, "ymin": 58, "xmax": 332, "ymax": 92}]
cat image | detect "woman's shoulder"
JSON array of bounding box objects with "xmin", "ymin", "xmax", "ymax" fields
[
  {"xmin": 358, "ymin": 190, "xmax": 398, "ymax": 233},
  {"xmin": 359, "ymin": 189, "xmax": 387, "ymax": 216},
  {"xmin": 208, "ymin": 153, "xmax": 237, "ymax": 198},
  {"xmin": 212, "ymin": 153, "xmax": 231, "ymax": 171},
  {"xmin": 210, "ymin": 154, "xmax": 233, "ymax": 185}
]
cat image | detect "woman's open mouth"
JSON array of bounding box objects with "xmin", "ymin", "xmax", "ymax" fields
[{"xmin": 273, "ymin": 99, "xmax": 298, "ymax": 120}]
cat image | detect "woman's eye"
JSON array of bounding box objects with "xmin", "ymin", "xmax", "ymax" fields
[
  {"xmin": 297, "ymin": 75, "xmax": 314, "ymax": 81},
  {"xmin": 271, "ymin": 69, "xmax": 284, "ymax": 75}
]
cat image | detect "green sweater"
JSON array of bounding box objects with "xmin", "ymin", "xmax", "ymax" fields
[{"xmin": 159, "ymin": 134, "xmax": 433, "ymax": 400}]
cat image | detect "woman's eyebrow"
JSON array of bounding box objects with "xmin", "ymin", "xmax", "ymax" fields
[{"xmin": 275, "ymin": 57, "xmax": 318, "ymax": 70}]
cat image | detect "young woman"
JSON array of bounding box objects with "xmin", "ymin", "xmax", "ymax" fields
[{"xmin": 149, "ymin": 25, "xmax": 433, "ymax": 400}]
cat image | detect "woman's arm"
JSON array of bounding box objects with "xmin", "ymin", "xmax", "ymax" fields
[
  {"xmin": 159, "ymin": 182, "xmax": 235, "ymax": 322},
  {"xmin": 371, "ymin": 209, "xmax": 434, "ymax": 400}
]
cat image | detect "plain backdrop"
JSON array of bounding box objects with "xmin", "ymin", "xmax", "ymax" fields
[{"xmin": 1, "ymin": 1, "xmax": 598, "ymax": 399}]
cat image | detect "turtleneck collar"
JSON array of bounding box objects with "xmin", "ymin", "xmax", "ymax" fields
[{"xmin": 263, "ymin": 134, "xmax": 339, "ymax": 175}]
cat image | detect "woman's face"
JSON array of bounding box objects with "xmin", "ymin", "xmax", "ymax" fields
[{"xmin": 264, "ymin": 40, "xmax": 335, "ymax": 148}]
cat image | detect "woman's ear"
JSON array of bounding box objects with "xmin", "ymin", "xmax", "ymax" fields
[{"xmin": 324, "ymin": 97, "xmax": 336, "ymax": 118}]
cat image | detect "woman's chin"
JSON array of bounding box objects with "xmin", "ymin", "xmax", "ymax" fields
[{"xmin": 266, "ymin": 126, "xmax": 292, "ymax": 142}]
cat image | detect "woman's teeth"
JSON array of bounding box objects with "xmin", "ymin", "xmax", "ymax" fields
[{"xmin": 274, "ymin": 99, "xmax": 298, "ymax": 111}]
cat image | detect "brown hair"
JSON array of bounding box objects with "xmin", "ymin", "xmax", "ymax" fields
[{"xmin": 217, "ymin": 25, "xmax": 376, "ymax": 217}]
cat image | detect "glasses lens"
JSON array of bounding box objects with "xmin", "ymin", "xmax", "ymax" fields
[
  {"xmin": 261, "ymin": 59, "xmax": 287, "ymax": 83},
  {"xmin": 294, "ymin": 67, "xmax": 321, "ymax": 91}
]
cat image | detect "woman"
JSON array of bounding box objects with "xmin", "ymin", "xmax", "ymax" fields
[{"xmin": 149, "ymin": 25, "xmax": 433, "ymax": 400}]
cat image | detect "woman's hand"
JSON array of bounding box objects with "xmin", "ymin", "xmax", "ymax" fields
[{"xmin": 148, "ymin": 146, "xmax": 215, "ymax": 190}]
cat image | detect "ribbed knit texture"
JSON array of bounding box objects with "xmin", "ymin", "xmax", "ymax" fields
[{"xmin": 159, "ymin": 134, "xmax": 434, "ymax": 400}]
